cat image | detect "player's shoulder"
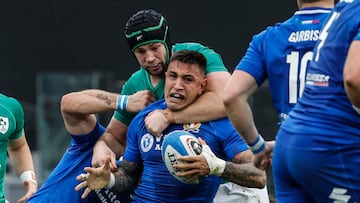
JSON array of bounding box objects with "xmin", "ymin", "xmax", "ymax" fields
[
  {"xmin": 122, "ymin": 68, "xmax": 149, "ymax": 90},
  {"xmin": 0, "ymin": 93, "xmax": 24, "ymax": 116}
]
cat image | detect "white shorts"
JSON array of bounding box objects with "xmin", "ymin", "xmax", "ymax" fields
[{"xmin": 213, "ymin": 182, "xmax": 270, "ymax": 203}]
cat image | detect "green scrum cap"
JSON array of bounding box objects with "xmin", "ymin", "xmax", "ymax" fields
[{"xmin": 124, "ymin": 9, "xmax": 172, "ymax": 63}]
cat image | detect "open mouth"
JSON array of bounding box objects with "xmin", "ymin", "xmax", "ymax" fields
[{"xmin": 170, "ymin": 93, "xmax": 185, "ymax": 100}]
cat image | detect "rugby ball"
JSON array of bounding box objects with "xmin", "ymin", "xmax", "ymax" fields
[{"xmin": 162, "ymin": 130, "xmax": 202, "ymax": 184}]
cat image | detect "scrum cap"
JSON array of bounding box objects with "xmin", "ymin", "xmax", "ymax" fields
[{"xmin": 124, "ymin": 9, "xmax": 172, "ymax": 62}]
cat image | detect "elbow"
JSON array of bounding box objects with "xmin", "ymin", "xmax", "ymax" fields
[
  {"xmin": 60, "ymin": 93, "xmax": 80, "ymax": 114},
  {"xmin": 222, "ymin": 91, "xmax": 236, "ymax": 109}
]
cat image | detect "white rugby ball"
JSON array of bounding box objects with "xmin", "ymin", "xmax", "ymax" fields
[{"xmin": 162, "ymin": 130, "xmax": 202, "ymax": 184}]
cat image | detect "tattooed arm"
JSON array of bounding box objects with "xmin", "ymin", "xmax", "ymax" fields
[
  {"xmin": 174, "ymin": 138, "xmax": 266, "ymax": 188},
  {"xmin": 75, "ymin": 157, "xmax": 143, "ymax": 199}
]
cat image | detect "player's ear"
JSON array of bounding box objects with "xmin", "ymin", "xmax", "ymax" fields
[{"xmin": 199, "ymin": 79, "xmax": 207, "ymax": 95}]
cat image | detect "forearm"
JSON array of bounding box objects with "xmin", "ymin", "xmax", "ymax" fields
[
  {"xmin": 111, "ymin": 161, "xmax": 142, "ymax": 194},
  {"xmin": 8, "ymin": 143, "xmax": 35, "ymax": 176},
  {"xmin": 220, "ymin": 162, "xmax": 266, "ymax": 188},
  {"xmin": 97, "ymin": 132, "xmax": 125, "ymax": 158},
  {"xmin": 170, "ymin": 92, "xmax": 226, "ymax": 124},
  {"xmin": 225, "ymin": 99, "xmax": 259, "ymax": 144},
  {"xmin": 61, "ymin": 89, "xmax": 118, "ymax": 115}
]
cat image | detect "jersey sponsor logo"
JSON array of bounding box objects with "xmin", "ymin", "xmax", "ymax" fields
[
  {"xmin": 0, "ymin": 116, "xmax": 9, "ymax": 134},
  {"xmin": 328, "ymin": 188, "xmax": 351, "ymax": 202},
  {"xmin": 183, "ymin": 123, "xmax": 201, "ymax": 133},
  {"xmin": 288, "ymin": 29, "xmax": 320, "ymax": 43},
  {"xmin": 305, "ymin": 73, "xmax": 330, "ymax": 87}
]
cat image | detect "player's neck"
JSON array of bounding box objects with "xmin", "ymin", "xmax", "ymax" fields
[{"xmin": 299, "ymin": 1, "xmax": 334, "ymax": 10}]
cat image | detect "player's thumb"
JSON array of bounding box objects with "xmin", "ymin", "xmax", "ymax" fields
[
  {"xmin": 104, "ymin": 155, "xmax": 112, "ymax": 171},
  {"xmin": 198, "ymin": 137, "xmax": 207, "ymax": 145}
]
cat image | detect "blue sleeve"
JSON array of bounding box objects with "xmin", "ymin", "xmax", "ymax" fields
[
  {"xmin": 213, "ymin": 119, "xmax": 249, "ymax": 161},
  {"xmin": 123, "ymin": 112, "xmax": 145, "ymax": 163},
  {"xmin": 235, "ymin": 30, "xmax": 268, "ymax": 86}
]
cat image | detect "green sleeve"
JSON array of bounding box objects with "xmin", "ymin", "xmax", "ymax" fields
[
  {"xmin": 9, "ymin": 97, "xmax": 25, "ymax": 140},
  {"xmin": 173, "ymin": 42, "xmax": 229, "ymax": 74}
]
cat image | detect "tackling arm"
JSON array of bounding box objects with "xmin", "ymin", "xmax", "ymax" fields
[{"xmin": 168, "ymin": 71, "xmax": 230, "ymax": 123}]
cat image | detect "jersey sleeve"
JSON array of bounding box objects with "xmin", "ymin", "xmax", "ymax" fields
[
  {"xmin": 215, "ymin": 119, "xmax": 249, "ymax": 161},
  {"xmin": 235, "ymin": 30, "xmax": 268, "ymax": 86},
  {"xmin": 9, "ymin": 97, "xmax": 25, "ymax": 140}
]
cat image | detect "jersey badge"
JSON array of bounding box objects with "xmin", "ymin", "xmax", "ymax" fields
[
  {"xmin": 182, "ymin": 123, "xmax": 201, "ymax": 133},
  {"xmin": 0, "ymin": 116, "xmax": 9, "ymax": 134}
]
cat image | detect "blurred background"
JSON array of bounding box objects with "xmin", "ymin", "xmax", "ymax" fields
[{"xmin": 1, "ymin": 0, "xmax": 297, "ymax": 202}]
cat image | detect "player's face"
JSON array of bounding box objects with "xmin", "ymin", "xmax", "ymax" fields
[
  {"xmin": 164, "ymin": 61, "xmax": 206, "ymax": 111},
  {"xmin": 134, "ymin": 42, "xmax": 167, "ymax": 77}
]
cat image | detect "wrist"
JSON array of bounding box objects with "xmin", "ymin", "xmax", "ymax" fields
[
  {"xmin": 20, "ymin": 170, "xmax": 38, "ymax": 187},
  {"xmin": 105, "ymin": 172, "xmax": 115, "ymax": 189},
  {"xmin": 116, "ymin": 95, "xmax": 129, "ymax": 111},
  {"xmin": 163, "ymin": 109, "xmax": 175, "ymax": 124},
  {"xmin": 248, "ymin": 134, "xmax": 266, "ymax": 154},
  {"xmin": 202, "ymin": 145, "xmax": 226, "ymax": 176}
]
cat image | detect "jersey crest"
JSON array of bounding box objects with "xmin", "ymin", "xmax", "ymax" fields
[
  {"xmin": 0, "ymin": 116, "xmax": 9, "ymax": 134},
  {"xmin": 183, "ymin": 123, "xmax": 201, "ymax": 132}
]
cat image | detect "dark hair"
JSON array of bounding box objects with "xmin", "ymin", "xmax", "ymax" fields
[
  {"xmin": 169, "ymin": 50, "xmax": 207, "ymax": 72},
  {"xmin": 124, "ymin": 9, "xmax": 172, "ymax": 63}
]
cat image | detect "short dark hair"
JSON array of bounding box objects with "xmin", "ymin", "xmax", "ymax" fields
[{"xmin": 169, "ymin": 50, "xmax": 207, "ymax": 72}]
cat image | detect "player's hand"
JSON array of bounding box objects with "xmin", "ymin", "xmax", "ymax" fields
[
  {"xmin": 75, "ymin": 156, "xmax": 112, "ymax": 199},
  {"xmin": 126, "ymin": 90, "xmax": 156, "ymax": 112},
  {"xmin": 17, "ymin": 180, "xmax": 38, "ymax": 203},
  {"xmin": 174, "ymin": 153, "xmax": 209, "ymax": 183},
  {"xmin": 253, "ymin": 140, "xmax": 275, "ymax": 170},
  {"xmin": 92, "ymin": 140, "xmax": 117, "ymax": 170},
  {"xmin": 145, "ymin": 109, "xmax": 171, "ymax": 137}
]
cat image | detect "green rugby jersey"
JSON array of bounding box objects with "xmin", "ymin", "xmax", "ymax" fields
[
  {"xmin": 0, "ymin": 93, "xmax": 25, "ymax": 202},
  {"xmin": 114, "ymin": 42, "xmax": 228, "ymax": 125}
]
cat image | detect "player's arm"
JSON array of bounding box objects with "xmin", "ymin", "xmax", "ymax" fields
[
  {"xmin": 60, "ymin": 89, "xmax": 119, "ymax": 135},
  {"xmin": 91, "ymin": 90, "xmax": 156, "ymax": 168},
  {"xmin": 174, "ymin": 138, "xmax": 266, "ymax": 188},
  {"xmin": 170, "ymin": 71, "xmax": 230, "ymax": 122},
  {"xmin": 145, "ymin": 71, "xmax": 230, "ymax": 136},
  {"xmin": 344, "ymin": 40, "xmax": 360, "ymax": 111},
  {"xmin": 223, "ymin": 70, "xmax": 259, "ymax": 144},
  {"xmin": 92, "ymin": 118, "xmax": 128, "ymax": 169},
  {"xmin": 75, "ymin": 157, "xmax": 142, "ymax": 199},
  {"xmin": 8, "ymin": 132, "xmax": 38, "ymax": 203},
  {"xmin": 222, "ymin": 70, "xmax": 272, "ymax": 169}
]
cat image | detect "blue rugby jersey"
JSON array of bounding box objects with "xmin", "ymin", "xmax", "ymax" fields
[
  {"xmin": 235, "ymin": 7, "xmax": 332, "ymax": 123},
  {"xmin": 124, "ymin": 100, "xmax": 249, "ymax": 203}
]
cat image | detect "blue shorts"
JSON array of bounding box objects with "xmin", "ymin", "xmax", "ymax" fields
[{"xmin": 273, "ymin": 127, "xmax": 360, "ymax": 203}]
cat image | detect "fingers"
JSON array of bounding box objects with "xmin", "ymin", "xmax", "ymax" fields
[
  {"xmin": 81, "ymin": 187, "xmax": 93, "ymax": 199},
  {"xmin": 74, "ymin": 180, "xmax": 88, "ymax": 191}
]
